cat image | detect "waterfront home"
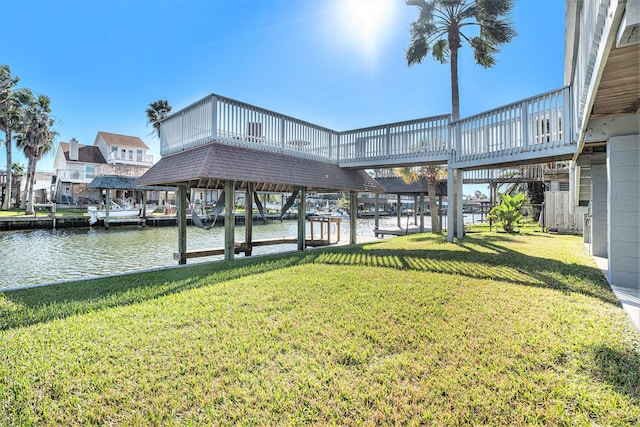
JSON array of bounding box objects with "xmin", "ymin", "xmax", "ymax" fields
[
  {"xmin": 53, "ymin": 131, "xmax": 153, "ymax": 204},
  {"xmin": 139, "ymin": 0, "xmax": 638, "ymax": 293}
]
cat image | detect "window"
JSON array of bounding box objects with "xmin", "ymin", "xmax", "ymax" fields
[
  {"xmin": 121, "ymin": 148, "xmax": 126, "ymax": 160},
  {"xmin": 86, "ymin": 165, "xmax": 95, "ymax": 179},
  {"xmin": 137, "ymin": 150, "xmax": 143, "ymax": 161},
  {"xmin": 129, "ymin": 149, "xmax": 134, "ymax": 160}
]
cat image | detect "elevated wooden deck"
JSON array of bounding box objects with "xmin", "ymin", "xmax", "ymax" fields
[{"xmin": 160, "ymin": 87, "xmax": 576, "ymax": 171}]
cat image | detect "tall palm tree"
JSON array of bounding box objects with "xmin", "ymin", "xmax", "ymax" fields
[
  {"xmin": 146, "ymin": 99, "xmax": 172, "ymax": 139},
  {"xmin": 16, "ymin": 93, "xmax": 56, "ymax": 215},
  {"xmin": 395, "ymin": 164, "xmax": 443, "ymax": 233},
  {"xmin": 0, "ymin": 65, "xmax": 31, "ymax": 210},
  {"xmin": 406, "ymin": 0, "xmax": 516, "ymax": 121}
]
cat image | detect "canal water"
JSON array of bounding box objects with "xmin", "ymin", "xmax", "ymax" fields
[{"xmin": 1, "ymin": 216, "xmax": 429, "ymax": 291}]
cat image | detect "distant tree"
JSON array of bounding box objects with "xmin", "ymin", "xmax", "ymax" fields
[
  {"xmin": 0, "ymin": 65, "xmax": 31, "ymax": 210},
  {"xmin": 474, "ymin": 189, "xmax": 487, "ymax": 199},
  {"xmin": 526, "ymin": 181, "xmax": 544, "ymax": 221},
  {"xmin": 10, "ymin": 162, "xmax": 25, "ymax": 207},
  {"xmin": 395, "ymin": 164, "xmax": 442, "ymax": 233},
  {"xmin": 11, "ymin": 162, "xmax": 24, "ymax": 176},
  {"xmin": 146, "ymin": 100, "xmax": 172, "ymax": 139},
  {"xmin": 16, "ymin": 93, "xmax": 56, "ymax": 215},
  {"xmin": 406, "ymin": 0, "xmax": 517, "ymax": 121}
]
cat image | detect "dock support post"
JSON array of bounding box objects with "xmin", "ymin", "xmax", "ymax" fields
[
  {"xmin": 396, "ymin": 194, "xmax": 401, "ymax": 228},
  {"xmin": 177, "ymin": 184, "xmax": 188, "ymax": 265},
  {"xmin": 245, "ymin": 183, "xmax": 254, "ymax": 255},
  {"xmin": 374, "ymin": 193, "xmax": 380, "ymax": 232},
  {"xmin": 447, "ymin": 166, "xmax": 455, "ymax": 242},
  {"xmin": 447, "ymin": 167, "xmax": 465, "ymax": 241},
  {"xmin": 140, "ymin": 191, "xmax": 147, "ymax": 227},
  {"xmin": 456, "ymin": 171, "xmax": 464, "ymax": 238},
  {"xmin": 350, "ymin": 191, "xmax": 357, "ymax": 244},
  {"xmin": 224, "ymin": 180, "xmax": 235, "ymax": 261},
  {"xmin": 104, "ymin": 189, "xmax": 111, "ymax": 229},
  {"xmin": 419, "ymin": 192, "xmax": 425, "ymax": 233},
  {"xmin": 297, "ymin": 187, "xmax": 306, "ymax": 251}
]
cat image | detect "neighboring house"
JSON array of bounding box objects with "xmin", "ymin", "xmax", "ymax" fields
[
  {"xmin": 0, "ymin": 169, "xmax": 54, "ymax": 206},
  {"xmin": 53, "ymin": 131, "xmax": 153, "ymax": 204}
]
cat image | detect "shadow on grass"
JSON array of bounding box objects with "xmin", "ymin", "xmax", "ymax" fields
[
  {"xmin": 590, "ymin": 343, "xmax": 640, "ymax": 405},
  {"xmin": 306, "ymin": 233, "xmax": 617, "ymax": 307},
  {"xmin": 0, "ymin": 232, "xmax": 616, "ymax": 331}
]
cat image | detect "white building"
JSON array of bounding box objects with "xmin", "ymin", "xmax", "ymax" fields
[
  {"xmin": 53, "ymin": 131, "xmax": 153, "ymax": 204},
  {"xmin": 567, "ymin": 0, "xmax": 640, "ymax": 289}
]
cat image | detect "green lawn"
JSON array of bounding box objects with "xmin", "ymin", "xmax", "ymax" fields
[{"xmin": 1, "ymin": 233, "xmax": 638, "ymax": 425}]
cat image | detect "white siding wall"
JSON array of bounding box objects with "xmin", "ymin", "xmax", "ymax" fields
[
  {"xmin": 95, "ymin": 136, "xmax": 108, "ymax": 159},
  {"xmin": 591, "ymin": 164, "xmax": 608, "ymax": 257},
  {"xmin": 544, "ymin": 191, "xmax": 584, "ymax": 233},
  {"xmin": 608, "ymin": 135, "xmax": 640, "ymax": 288}
]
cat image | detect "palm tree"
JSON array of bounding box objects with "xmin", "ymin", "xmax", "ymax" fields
[
  {"xmin": 16, "ymin": 93, "xmax": 56, "ymax": 215},
  {"xmin": 11, "ymin": 162, "xmax": 25, "ymax": 207},
  {"xmin": 0, "ymin": 65, "xmax": 31, "ymax": 210},
  {"xmin": 406, "ymin": 0, "xmax": 517, "ymax": 121},
  {"xmin": 146, "ymin": 99, "xmax": 172, "ymax": 139},
  {"xmin": 395, "ymin": 164, "xmax": 443, "ymax": 233}
]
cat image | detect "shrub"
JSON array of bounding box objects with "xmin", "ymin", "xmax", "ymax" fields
[{"xmin": 488, "ymin": 192, "xmax": 524, "ymax": 233}]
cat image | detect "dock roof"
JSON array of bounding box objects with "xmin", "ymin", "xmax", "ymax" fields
[
  {"xmin": 87, "ymin": 175, "xmax": 175, "ymax": 191},
  {"xmin": 136, "ymin": 142, "xmax": 384, "ymax": 193}
]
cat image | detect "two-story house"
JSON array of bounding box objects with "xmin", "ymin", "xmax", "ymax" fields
[{"xmin": 53, "ymin": 131, "xmax": 153, "ymax": 204}]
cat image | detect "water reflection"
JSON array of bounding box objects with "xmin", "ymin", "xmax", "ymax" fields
[{"xmin": 0, "ymin": 217, "xmax": 413, "ymax": 290}]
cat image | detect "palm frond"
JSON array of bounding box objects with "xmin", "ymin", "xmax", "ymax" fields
[
  {"xmin": 471, "ymin": 36, "xmax": 497, "ymax": 68},
  {"xmin": 480, "ymin": 19, "xmax": 517, "ymax": 44},
  {"xmin": 432, "ymin": 39, "xmax": 449, "ymax": 63},
  {"xmin": 395, "ymin": 167, "xmax": 419, "ymax": 184}
]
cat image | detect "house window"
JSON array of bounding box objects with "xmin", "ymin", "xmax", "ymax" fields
[
  {"xmin": 121, "ymin": 148, "xmax": 127, "ymax": 160},
  {"xmin": 129, "ymin": 149, "xmax": 134, "ymax": 160},
  {"xmin": 137, "ymin": 150, "xmax": 143, "ymax": 161},
  {"xmin": 86, "ymin": 165, "xmax": 95, "ymax": 179}
]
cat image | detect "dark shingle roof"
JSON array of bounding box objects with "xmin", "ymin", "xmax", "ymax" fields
[
  {"xmin": 136, "ymin": 142, "xmax": 384, "ymax": 193},
  {"xmin": 87, "ymin": 175, "xmax": 175, "ymax": 191},
  {"xmin": 375, "ymin": 177, "xmax": 447, "ymax": 196},
  {"xmin": 60, "ymin": 142, "xmax": 106, "ymax": 164}
]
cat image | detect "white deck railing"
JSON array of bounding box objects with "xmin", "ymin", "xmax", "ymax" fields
[
  {"xmin": 107, "ymin": 152, "xmax": 153, "ymax": 165},
  {"xmin": 56, "ymin": 169, "xmax": 94, "ymax": 182},
  {"xmin": 338, "ymin": 115, "xmax": 451, "ymax": 167},
  {"xmin": 453, "ymin": 87, "xmax": 573, "ymax": 168},
  {"xmin": 161, "ymin": 94, "xmax": 339, "ymax": 162},
  {"xmin": 570, "ymin": 0, "xmax": 615, "ymax": 140},
  {"xmin": 160, "ymin": 87, "xmax": 576, "ymax": 170}
]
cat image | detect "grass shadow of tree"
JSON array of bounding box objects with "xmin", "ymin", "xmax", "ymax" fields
[
  {"xmin": 308, "ymin": 233, "xmax": 618, "ymax": 306},
  {"xmin": 590, "ymin": 343, "xmax": 640, "ymax": 406},
  {"xmin": 0, "ymin": 233, "xmax": 620, "ymax": 331}
]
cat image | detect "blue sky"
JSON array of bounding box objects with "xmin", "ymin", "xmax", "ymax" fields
[{"xmin": 1, "ymin": 0, "xmax": 566, "ymax": 194}]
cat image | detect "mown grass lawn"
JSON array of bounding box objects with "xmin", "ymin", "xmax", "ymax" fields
[{"xmin": 1, "ymin": 233, "xmax": 638, "ymax": 425}]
